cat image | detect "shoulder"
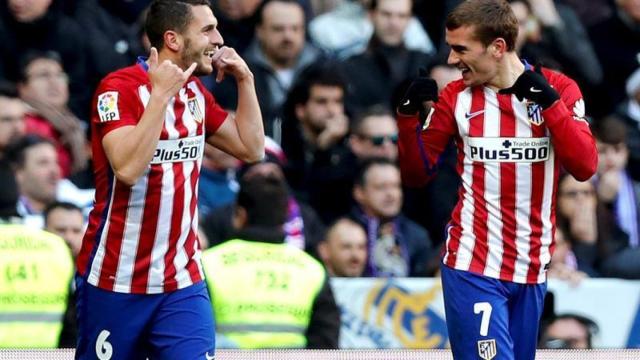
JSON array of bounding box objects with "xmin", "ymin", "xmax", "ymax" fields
[
  {"xmin": 98, "ymin": 64, "xmax": 147, "ymax": 91},
  {"xmin": 542, "ymin": 67, "xmax": 579, "ymax": 93}
]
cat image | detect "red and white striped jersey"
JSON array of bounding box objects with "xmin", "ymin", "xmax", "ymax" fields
[
  {"xmin": 78, "ymin": 63, "xmax": 228, "ymax": 294},
  {"xmin": 397, "ymin": 67, "xmax": 597, "ymax": 284}
]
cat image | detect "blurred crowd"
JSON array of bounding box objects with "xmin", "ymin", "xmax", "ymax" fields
[{"xmin": 1, "ymin": 0, "xmax": 640, "ymax": 350}]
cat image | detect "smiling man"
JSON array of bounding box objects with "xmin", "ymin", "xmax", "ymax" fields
[
  {"xmin": 74, "ymin": 1, "xmax": 264, "ymax": 359},
  {"xmin": 395, "ymin": 0, "xmax": 597, "ymax": 359}
]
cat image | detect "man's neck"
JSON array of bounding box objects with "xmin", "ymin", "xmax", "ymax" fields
[{"xmin": 486, "ymin": 52, "xmax": 526, "ymax": 91}]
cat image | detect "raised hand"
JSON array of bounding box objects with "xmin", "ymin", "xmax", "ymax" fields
[
  {"xmin": 147, "ymin": 47, "xmax": 197, "ymax": 101},
  {"xmin": 210, "ymin": 46, "xmax": 252, "ymax": 83},
  {"xmin": 498, "ymin": 66, "xmax": 559, "ymax": 109},
  {"xmin": 397, "ymin": 68, "xmax": 438, "ymax": 116}
]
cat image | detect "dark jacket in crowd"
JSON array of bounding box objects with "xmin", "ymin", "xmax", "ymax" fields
[{"xmin": 341, "ymin": 37, "xmax": 433, "ymax": 113}]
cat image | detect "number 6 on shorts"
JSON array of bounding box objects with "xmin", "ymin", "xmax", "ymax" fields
[{"xmin": 474, "ymin": 302, "xmax": 492, "ymax": 336}]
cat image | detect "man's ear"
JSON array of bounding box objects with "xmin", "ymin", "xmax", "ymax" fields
[
  {"xmin": 492, "ymin": 38, "xmax": 507, "ymax": 58},
  {"xmin": 232, "ymin": 206, "xmax": 247, "ymax": 230},
  {"xmin": 164, "ymin": 30, "xmax": 182, "ymax": 52}
]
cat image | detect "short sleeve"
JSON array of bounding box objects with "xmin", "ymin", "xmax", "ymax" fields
[
  {"xmin": 197, "ymin": 79, "xmax": 228, "ymax": 137},
  {"xmin": 91, "ymin": 73, "xmax": 143, "ymax": 138}
]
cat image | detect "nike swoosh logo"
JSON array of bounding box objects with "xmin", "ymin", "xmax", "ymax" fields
[
  {"xmin": 403, "ymin": 99, "xmax": 410, "ymax": 106},
  {"xmin": 530, "ymin": 87, "xmax": 542, "ymax": 93},
  {"xmin": 205, "ymin": 351, "xmax": 215, "ymax": 360},
  {"xmin": 465, "ymin": 110, "xmax": 485, "ymax": 120}
]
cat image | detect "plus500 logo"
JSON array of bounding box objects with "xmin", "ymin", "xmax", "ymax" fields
[
  {"xmin": 468, "ymin": 137, "xmax": 550, "ymax": 163},
  {"xmin": 151, "ymin": 136, "xmax": 203, "ymax": 164}
]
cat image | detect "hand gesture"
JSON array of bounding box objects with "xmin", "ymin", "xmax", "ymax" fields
[
  {"xmin": 597, "ymin": 170, "xmax": 621, "ymax": 203},
  {"xmin": 499, "ymin": 66, "xmax": 559, "ymax": 109},
  {"xmin": 317, "ymin": 113, "xmax": 349, "ymax": 150},
  {"xmin": 397, "ymin": 68, "xmax": 438, "ymax": 116},
  {"xmin": 210, "ymin": 46, "xmax": 252, "ymax": 83},
  {"xmin": 147, "ymin": 47, "xmax": 197, "ymax": 101}
]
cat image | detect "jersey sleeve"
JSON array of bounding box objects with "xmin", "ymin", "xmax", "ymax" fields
[
  {"xmin": 198, "ymin": 79, "xmax": 228, "ymax": 137},
  {"xmin": 397, "ymin": 83, "xmax": 460, "ymax": 187},
  {"xmin": 91, "ymin": 75, "xmax": 143, "ymax": 138},
  {"xmin": 542, "ymin": 69, "xmax": 598, "ymax": 181}
]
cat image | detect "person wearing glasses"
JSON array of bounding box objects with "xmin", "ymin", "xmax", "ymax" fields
[
  {"xmin": 556, "ymin": 172, "xmax": 627, "ymax": 277},
  {"xmin": 349, "ymin": 105, "xmax": 399, "ymax": 162}
]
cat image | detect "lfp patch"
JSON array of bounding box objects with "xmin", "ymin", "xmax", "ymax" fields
[{"xmin": 97, "ymin": 91, "xmax": 120, "ymax": 122}]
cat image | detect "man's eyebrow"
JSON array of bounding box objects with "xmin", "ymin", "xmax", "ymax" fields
[
  {"xmin": 202, "ymin": 23, "xmax": 215, "ymax": 31},
  {"xmin": 450, "ymin": 44, "xmax": 467, "ymax": 52}
]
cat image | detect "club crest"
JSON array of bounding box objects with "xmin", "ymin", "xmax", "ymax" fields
[
  {"xmin": 188, "ymin": 96, "xmax": 204, "ymax": 123},
  {"xmin": 477, "ymin": 339, "xmax": 497, "ymax": 360},
  {"xmin": 526, "ymin": 102, "xmax": 543, "ymax": 126}
]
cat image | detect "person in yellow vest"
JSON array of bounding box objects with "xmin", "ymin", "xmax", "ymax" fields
[
  {"xmin": 0, "ymin": 165, "xmax": 75, "ymax": 348},
  {"xmin": 202, "ymin": 174, "xmax": 340, "ymax": 349}
]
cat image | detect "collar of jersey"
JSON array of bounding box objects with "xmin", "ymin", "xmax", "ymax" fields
[{"xmin": 137, "ymin": 56, "xmax": 149, "ymax": 72}]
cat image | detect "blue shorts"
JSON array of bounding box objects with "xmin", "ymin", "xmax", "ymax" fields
[
  {"xmin": 75, "ymin": 275, "xmax": 215, "ymax": 360},
  {"xmin": 440, "ymin": 264, "xmax": 546, "ymax": 360}
]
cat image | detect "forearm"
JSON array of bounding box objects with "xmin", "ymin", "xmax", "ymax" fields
[
  {"xmin": 233, "ymin": 74, "xmax": 264, "ymax": 162},
  {"xmin": 106, "ymin": 93, "xmax": 169, "ymax": 185},
  {"xmin": 544, "ymin": 101, "xmax": 597, "ymax": 181}
]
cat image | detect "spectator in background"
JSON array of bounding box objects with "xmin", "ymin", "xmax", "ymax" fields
[
  {"xmin": 200, "ymin": 137, "xmax": 326, "ymax": 259},
  {"xmin": 281, "ymin": 64, "xmax": 353, "ymax": 223},
  {"xmin": 199, "ymin": 143, "xmax": 240, "ymax": 218},
  {"xmin": 44, "ymin": 201, "xmax": 85, "ymax": 258},
  {"xmin": 616, "ymin": 68, "xmax": 640, "ymax": 181},
  {"xmin": 508, "ymin": 0, "xmax": 602, "ymax": 91},
  {"xmin": 556, "ymin": 173, "xmax": 630, "ymax": 278},
  {"xmin": 213, "ymin": 0, "xmax": 323, "ymax": 137},
  {"xmin": 539, "ymin": 314, "xmax": 598, "ymax": 349},
  {"xmin": 6, "ymin": 135, "xmax": 60, "ymax": 229},
  {"xmin": 592, "ymin": 117, "xmax": 640, "ymax": 279},
  {"xmin": 589, "ymin": 0, "xmax": 640, "ymax": 115},
  {"xmin": 349, "ymin": 106, "xmax": 398, "ymax": 162},
  {"xmin": 350, "ymin": 158, "xmax": 434, "ymax": 277},
  {"xmin": 0, "ymin": 0, "xmax": 92, "ymax": 119},
  {"xmin": 318, "ymin": 217, "xmax": 368, "ymax": 277},
  {"xmin": 17, "ymin": 50, "xmax": 88, "ymax": 178},
  {"xmin": 0, "ymin": 163, "xmax": 75, "ymax": 348},
  {"xmin": 309, "ymin": 0, "xmax": 435, "ymax": 59},
  {"xmin": 201, "ymin": 175, "xmax": 340, "ymax": 349},
  {"xmin": 0, "ymin": 83, "xmax": 26, "ymax": 160},
  {"xmin": 547, "ymin": 227, "xmax": 588, "ymax": 286},
  {"xmin": 341, "ymin": 0, "xmax": 433, "ymax": 113}
]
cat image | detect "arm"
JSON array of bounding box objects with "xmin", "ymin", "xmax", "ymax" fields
[
  {"xmin": 206, "ymin": 46, "xmax": 264, "ymax": 163},
  {"xmin": 101, "ymin": 48, "xmax": 197, "ymax": 186},
  {"xmin": 305, "ymin": 276, "xmax": 340, "ymax": 349},
  {"xmin": 542, "ymin": 74, "xmax": 598, "ymax": 181},
  {"xmin": 397, "ymin": 77, "xmax": 458, "ymax": 188}
]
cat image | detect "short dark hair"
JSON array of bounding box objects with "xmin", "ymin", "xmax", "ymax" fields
[
  {"xmin": 445, "ymin": 0, "xmax": 518, "ymax": 51},
  {"xmin": 354, "ymin": 157, "xmax": 398, "ymax": 188},
  {"xmin": 4, "ymin": 135, "xmax": 55, "ymax": 170},
  {"xmin": 539, "ymin": 313, "xmax": 599, "ymax": 349},
  {"xmin": 44, "ymin": 201, "xmax": 82, "ymax": 226},
  {"xmin": 350, "ymin": 105, "xmax": 393, "ymax": 136},
  {"xmin": 368, "ymin": 0, "xmax": 413, "ymax": 11},
  {"xmin": 236, "ymin": 175, "xmax": 288, "ymax": 228},
  {"xmin": 0, "ymin": 81, "xmax": 19, "ymax": 99},
  {"xmin": 283, "ymin": 62, "xmax": 347, "ymax": 120},
  {"xmin": 256, "ymin": 0, "xmax": 305, "ymax": 25},
  {"xmin": 145, "ymin": 0, "xmax": 212, "ymax": 49},
  {"xmin": 18, "ymin": 50, "xmax": 63, "ymax": 83},
  {"xmin": 592, "ymin": 116, "xmax": 628, "ymax": 145}
]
